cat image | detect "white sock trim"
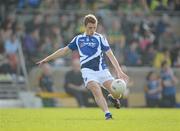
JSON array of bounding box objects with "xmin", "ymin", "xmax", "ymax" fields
[{"xmin": 105, "ymin": 111, "xmax": 110, "ymax": 114}]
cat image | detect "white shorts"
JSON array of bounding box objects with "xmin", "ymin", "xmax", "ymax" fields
[{"xmin": 81, "ymin": 68, "xmax": 114, "ymax": 87}]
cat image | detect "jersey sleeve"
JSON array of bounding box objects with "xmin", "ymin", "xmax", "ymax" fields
[
  {"xmin": 68, "ymin": 36, "xmax": 78, "ymax": 51},
  {"xmin": 100, "ymin": 35, "xmax": 110, "ymax": 52}
]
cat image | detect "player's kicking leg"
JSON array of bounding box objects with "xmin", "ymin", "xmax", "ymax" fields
[{"xmin": 103, "ymin": 80, "xmax": 121, "ymax": 109}]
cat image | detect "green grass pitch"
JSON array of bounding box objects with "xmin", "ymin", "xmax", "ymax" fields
[{"xmin": 0, "ymin": 108, "xmax": 180, "ymax": 131}]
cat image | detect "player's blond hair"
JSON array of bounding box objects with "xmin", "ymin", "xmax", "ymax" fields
[{"xmin": 83, "ymin": 14, "xmax": 98, "ymax": 26}]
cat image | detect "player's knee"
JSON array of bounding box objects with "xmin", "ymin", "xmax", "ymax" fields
[
  {"xmin": 90, "ymin": 88, "xmax": 102, "ymax": 98},
  {"xmin": 87, "ymin": 82, "xmax": 103, "ymax": 98},
  {"xmin": 87, "ymin": 81, "xmax": 99, "ymax": 90}
]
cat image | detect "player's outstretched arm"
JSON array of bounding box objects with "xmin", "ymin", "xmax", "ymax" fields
[
  {"xmin": 36, "ymin": 46, "xmax": 72, "ymax": 66},
  {"xmin": 105, "ymin": 49, "xmax": 129, "ymax": 83}
]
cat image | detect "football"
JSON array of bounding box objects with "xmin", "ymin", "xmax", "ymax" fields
[{"xmin": 111, "ymin": 79, "xmax": 127, "ymax": 98}]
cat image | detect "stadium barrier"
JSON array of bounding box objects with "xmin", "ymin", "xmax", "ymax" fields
[
  {"xmin": 36, "ymin": 92, "xmax": 72, "ymax": 98},
  {"xmin": 29, "ymin": 66, "xmax": 180, "ymax": 107},
  {"xmin": 36, "ymin": 91, "xmax": 79, "ymax": 107}
]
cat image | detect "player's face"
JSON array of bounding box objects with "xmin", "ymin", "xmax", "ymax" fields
[{"xmin": 85, "ymin": 23, "xmax": 97, "ymax": 35}]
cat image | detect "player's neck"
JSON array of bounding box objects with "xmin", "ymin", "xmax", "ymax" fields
[{"xmin": 84, "ymin": 32, "xmax": 95, "ymax": 36}]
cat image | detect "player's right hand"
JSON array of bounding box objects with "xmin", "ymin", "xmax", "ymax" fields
[
  {"xmin": 36, "ymin": 59, "xmax": 47, "ymax": 66},
  {"xmin": 117, "ymin": 72, "xmax": 129, "ymax": 84}
]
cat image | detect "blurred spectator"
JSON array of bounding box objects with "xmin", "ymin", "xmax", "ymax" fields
[
  {"xmin": 108, "ymin": 19, "xmax": 123, "ymax": 43},
  {"xmin": 50, "ymin": 25, "xmax": 64, "ymax": 50},
  {"xmin": 23, "ymin": 29, "xmax": 40, "ymax": 68},
  {"xmin": 4, "ymin": 33, "xmax": 19, "ymax": 72},
  {"xmin": 158, "ymin": 26, "xmax": 176, "ymax": 50},
  {"xmin": 39, "ymin": 63, "xmax": 54, "ymax": 92},
  {"xmin": 94, "ymin": 0, "xmax": 120, "ymax": 11},
  {"xmin": 2, "ymin": 13, "xmax": 16, "ymax": 30},
  {"xmin": 144, "ymin": 71, "xmax": 162, "ymax": 107},
  {"xmin": 39, "ymin": 63, "xmax": 56, "ymax": 107},
  {"xmin": 59, "ymin": 0, "xmax": 81, "ymax": 9},
  {"xmin": 145, "ymin": 0, "xmax": 179, "ymax": 11},
  {"xmin": 108, "ymin": 19, "xmax": 126, "ymax": 64},
  {"xmin": 0, "ymin": 54, "xmax": 15, "ymax": 74},
  {"xmin": 15, "ymin": 23, "xmax": 25, "ymax": 40},
  {"xmin": 125, "ymin": 41, "xmax": 142, "ymax": 66},
  {"xmin": 40, "ymin": 14, "xmax": 53, "ymax": 37},
  {"xmin": 174, "ymin": 0, "xmax": 180, "ymax": 11},
  {"xmin": 81, "ymin": 0, "xmax": 96, "ymax": 10},
  {"xmin": 40, "ymin": 35, "xmax": 53, "ymax": 58},
  {"xmin": 155, "ymin": 0, "xmax": 168, "ymax": 11},
  {"xmin": 121, "ymin": 0, "xmax": 142, "ymax": 13},
  {"xmin": 171, "ymin": 42, "xmax": 180, "ymax": 67},
  {"xmin": 17, "ymin": 0, "xmax": 41, "ymax": 10},
  {"xmin": 131, "ymin": 24, "xmax": 141, "ymax": 41},
  {"xmin": 75, "ymin": 15, "xmax": 85, "ymax": 34},
  {"xmin": 117, "ymin": 39, "xmax": 126, "ymax": 65},
  {"xmin": 153, "ymin": 48, "xmax": 171, "ymax": 68},
  {"xmin": 139, "ymin": 28, "xmax": 155, "ymax": 52},
  {"xmin": 39, "ymin": 0, "xmax": 59, "ymax": 10},
  {"xmin": 142, "ymin": 45, "xmax": 156, "ymax": 66},
  {"xmin": 155, "ymin": 14, "xmax": 170, "ymax": 37},
  {"xmin": 25, "ymin": 13, "xmax": 43, "ymax": 34},
  {"xmin": 160, "ymin": 60, "xmax": 178, "ymax": 107},
  {"xmin": 4, "ymin": 33, "xmax": 19, "ymax": 55},
  {"xmin": 147, "ymin": 0, "xmax": 168, "ymax": 11},
  {"xmin": 173, "ymin": 50, "xmax": 180, "ymax": 67},
  {"xmin": 97, "ymin": 23, "xmax": 106, "ymax": 36},
  {"xmin": 59, "ymin": 14, "xmax": 72, "ymax": 44},
  {"xmin": 64, "ymin": 59, "xmax": 94, "ymax": 107},
  {"xmin": 28, "ymin": 0, "xmax": 41, "ymax": 8},
  {"xmin": 0, "ymin": 0, "xmax": 17, "ymax": 12},
  {"xmin": 0, "ymin": 14, "xmax": 15, "ymax": 41},
  {"xmin": 0, "ymin": 34, "xmax": 14, "ymax": 74},
  {"xmin": 121, "ymin": 14, "xmax": 134, "ymax": 44}
]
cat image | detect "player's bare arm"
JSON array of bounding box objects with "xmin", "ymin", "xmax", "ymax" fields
[
  {"xmin": 105, "ymin": 49, "xmax": 129, "ymax": 83},
  {"xmin": 36, "ymin": 46, "xmax": 72, "ymax": 65}
]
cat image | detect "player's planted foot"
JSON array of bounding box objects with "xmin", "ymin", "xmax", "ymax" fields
[
  {"xmin": 105, "ymin": 113, "xmax": 112, "ymax": 120},
  {"xmin": 107, "ymin": 94, "xmax": 121, "ymax": 109}
]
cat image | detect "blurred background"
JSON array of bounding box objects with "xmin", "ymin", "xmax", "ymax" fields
[{"xmin": 0, "ymin": 0, "xmax": 179, "ymax": 108}]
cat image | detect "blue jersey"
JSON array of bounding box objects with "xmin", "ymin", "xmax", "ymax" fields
[
  {"xmin": 146, "ymin": 80, "xmax": 161, "ymax": 99},
  {"xmin": 160, "ymin": 70, "xmax": 176, "ymax": 95},
  {"xmin": 68, "ymin": 32, "xmax": 110, "ymax": 71}
]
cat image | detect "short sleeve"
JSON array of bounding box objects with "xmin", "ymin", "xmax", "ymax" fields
[
  {"xmin": 68, "ymin": 36, "xmax": 78, "ymax": 51},
  {"xmin": 100, "ymin": 35, "xmax": 110, "ymax": 52}
]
